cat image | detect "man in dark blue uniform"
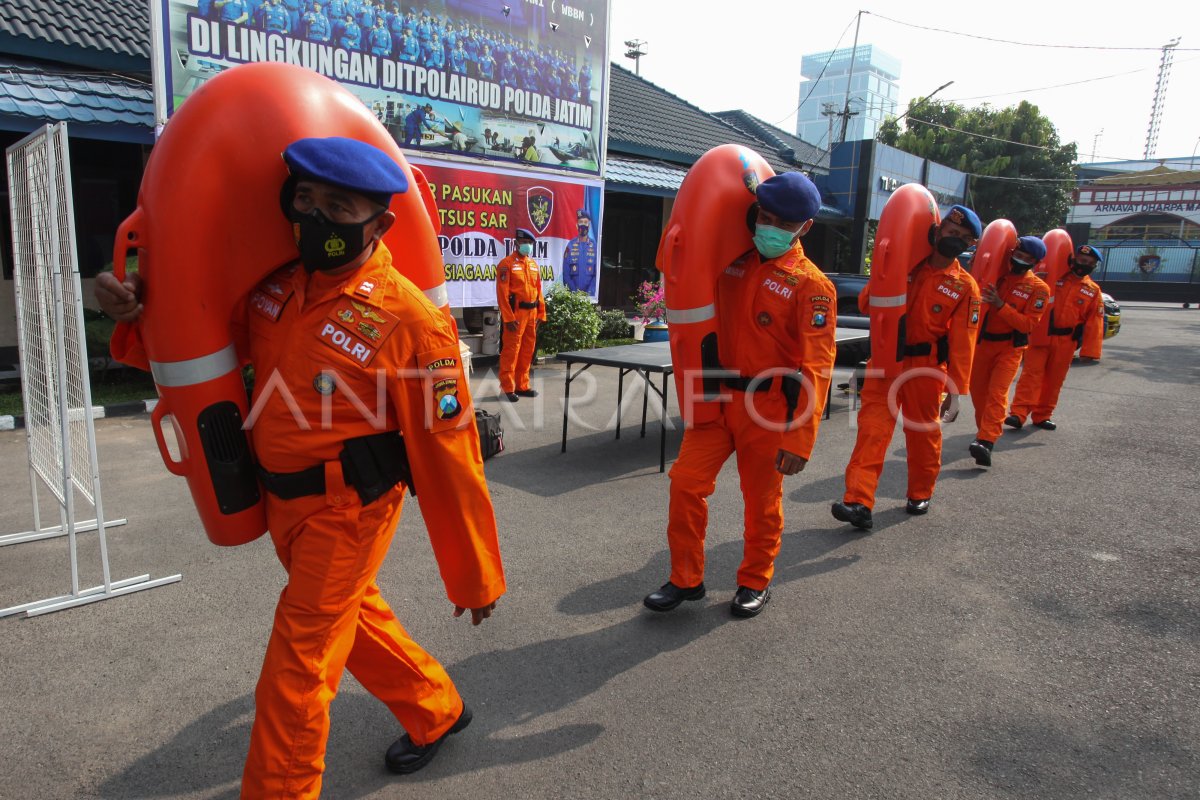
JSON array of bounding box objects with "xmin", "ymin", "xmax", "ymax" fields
[
  {"xmin": 562, "ymin": 209, "xmax": 598, "ymax": 296},
  {"xmin": 404, "ymin": 103, "xmax": 440, "ymax": 147}
]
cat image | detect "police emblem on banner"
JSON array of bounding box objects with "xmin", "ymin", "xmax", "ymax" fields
[{"xmin": 527, "ymin": 186, "xmax": 554, "ymax": 234}]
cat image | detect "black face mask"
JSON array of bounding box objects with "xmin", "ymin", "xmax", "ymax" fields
[
  {"xmin": 935, "ymin": 235, "xmax": 968, "ymax": 260},
  {"xmin": 1010, "ymin": 257, "xmax": 1035, "ymax": 274},
  {"xmin": 1070, "ymin": 263, "xmax": 1095, "ymax": 278},
  {"xmin": 287, "ymin": 207, "xmax": 383, "ymax": 274}
]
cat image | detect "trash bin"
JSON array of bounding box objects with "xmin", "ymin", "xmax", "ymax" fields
[{"xmin": 481, "ymin": 310, "xmax": 501, "ymax": 355}]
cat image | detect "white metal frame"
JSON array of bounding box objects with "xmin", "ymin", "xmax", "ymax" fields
[{"xmin": 2, "ymin": 123, "xmax": 181, "ymax": 618}]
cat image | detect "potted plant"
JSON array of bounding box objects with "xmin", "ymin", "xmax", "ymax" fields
[{"xmin": 634, "ymin": 279, "xmax": 668, "ymax": 342}]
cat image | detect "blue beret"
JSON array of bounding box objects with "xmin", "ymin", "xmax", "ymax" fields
[
  {"xmin": 515, "ymin": 228, "xmax": 536, "ymax": 241},
  {"xmin": 1075, "ymin": 244, "xmax": 1103, "ymax": 264},
  {"xmin": 942, "ymin": 204, "xmax": 982, "ymax": 238},
  {"xmin": 1015, "ymin": 235, "xmax": 1047, "ymax": 262},
  {"xmin": 282, "ymin": 137, "xmax": 408, "ymax": 206},
  {"xmin": 756, "ymin": 172, "xmax": 821, "ymax": 223},
  {"xmin": 576, "ymin": 209, "xmax": 592, "ymax": 222}
]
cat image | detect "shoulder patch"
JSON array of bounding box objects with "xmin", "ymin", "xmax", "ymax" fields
[
  {"xmin": 418, "ymin": 344, "xmax": 471, "ymax": 432},
  {"xmin": 968, "ymin": 297, "xmax": 981, "ymax": 329}
]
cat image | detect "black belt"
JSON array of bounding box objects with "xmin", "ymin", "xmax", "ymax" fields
[
  {"xmin": 257, "ymin": 431, "xmax": 415, "ymax": 505},
  {"xmin": 517, "ymin": 300, "xmax": 540, "ymax": 309},
  {"xmin": 258, "ymin": 463, "xmax": 324, "ymax": 500},
  {"xmin": 1048, "ymin": 325, "xmax": 1074, "ymax": 336},
  {"xmin": 723, "ymin": 376, "xmax": 774, "ymax": 393},
  {"xmin": 981, "ymin": 331, "xmax": 1015, "ymax": 342},
  {"xmin": 902, "ymin": 335, "xmax": 949, "ymax": 363}
]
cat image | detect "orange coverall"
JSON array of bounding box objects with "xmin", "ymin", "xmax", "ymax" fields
[
  {"xmin": 112, "ymin": 244, "xmax": 505, "ymax": 800},
  {"xmin": 496, "ymin": 250, "xmax": 546, "ymax": 393},
  {"xmin": 970, "ymin": 271, "xmax": 1050, "ymax": 443},
  {"xmin": 1008, "ymin": 271, "xmax": 1105, "ymax": 425},
  {"xmin": 667, "ymin": 242, "xmax": 837, "ymax": 591},
  {"xmin": 843, "ymin": 260, "xmax": 981, "ymax": 507}
]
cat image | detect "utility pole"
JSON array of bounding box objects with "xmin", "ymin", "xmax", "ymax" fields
[
  {"xmin": 1144, "ymin": 37, "xmax": 1180, "ymax": 159},
  {"xmin": 623, "ymin": 39, "xmax": 647, "ymax": 76},
  {"xmin": 1091, "ymin": 129, "xmax": 1104, "ymax": 163},
  {"xmin": 838, "ymin": 10, "xmax": 864, "ymax": 144},
  {"xmin": 821, "ymin": 102, "xmax": 838, "ymax": 150}
]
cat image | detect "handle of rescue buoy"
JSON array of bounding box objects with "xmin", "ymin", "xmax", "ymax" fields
[
  {"xmin": 113, "ymin": 208, "xmax": 144, "ymax": 282},
  {"xmin": 659, "ymin": 223, "xmax": 682, "ymax": 278},
  {"xmin": 409, "ymin": 167, "xmax": 441, "ymax": 235},
  {"xmin": 151, "ymin": 399, "xmax": 188, "ymax": 477}
]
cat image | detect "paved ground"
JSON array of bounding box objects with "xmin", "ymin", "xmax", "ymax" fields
[{"xmin": 2, "ymin": 306, "xmax": 1198, "ymax": 800}]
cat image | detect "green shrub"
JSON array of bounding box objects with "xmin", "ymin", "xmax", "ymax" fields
[
  {"xmin": 597, "ymin": 308, "xmax": 632, "ymax": 340},
  {"xmin": 537, "ymin": 286, "xmax": 600, "ymax": 354}
]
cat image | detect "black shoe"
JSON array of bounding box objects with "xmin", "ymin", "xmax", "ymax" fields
[
  {"xmin": 730, "ymin": 585, "xmax": 770, "ymax": 618},
  {"xmin": 502, "ymin": 392, "xmax": 519, "ymax": 402},
  {"xmin": 515, "ymin": 388, "xmax": 539, "ymax": 397},
  {"xmin": 643, "ymin": 581, "xmax": 706, "ymax": 612},
  {"xmin": 831, "ymin": 501, "xmax": 873, "ymax": 530},
  {"xmin": 1004, "ymin": 414, "xmax": 1023, "ymax": 430},
  {"xmin": 905, "ymin": 498, "xmax": 930, "ymax": 515},
  {"xmin": 1033, "ymin": 419, "xmax": 1057, "ymax": 430},
  {"xmin": 385, "ymin": 704, "xmax": 473, "ymax": 775},
  {"xmin": 969, "ymin": 439, "xmax": 993, "ymax": 467}
]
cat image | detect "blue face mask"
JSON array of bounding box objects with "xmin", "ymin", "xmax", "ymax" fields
[
  {"xmin": 518, "ymin": 243, "xmax": 533, "ymax": 256},
  {"xmin": 753, "ymin": 224, "xmax": 797, "ymax": 259}
]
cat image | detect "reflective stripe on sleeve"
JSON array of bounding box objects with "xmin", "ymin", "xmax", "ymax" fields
[{"xmin": 869, "ymin": 293, "xmax": 906, "ymax": 308}]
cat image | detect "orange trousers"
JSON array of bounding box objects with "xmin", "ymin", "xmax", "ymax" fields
[
  {"xmin": 667, "ymin": 394, "xmax": 787, "ymax": 591},
  {"xmin": 843, "ymin": 360, "xmax": 945, "ymax": 507},
  {"xmin": 1008, "ymin": 338, "xmax": 1075, "ymax": 424},
  {"xmin": 970, "ymin": 340, "xmax": 1024, "ymax": 443},
  {"xmin": 242, "ymin": 486, "xmax": 463, "ymax": 800},
  {"xmin": 499, "ymin": 309, "xmax": 538, "ymax": 393}
]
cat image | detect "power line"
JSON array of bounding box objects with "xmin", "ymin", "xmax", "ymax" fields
[
  {"xmin": 905, "ymin": 116, "xmax": 1064, "ymax": 151},
  {"xmin": 771, "ymin": 13, "xmax": 859, "ymax": 128},
  {"xmin": 946, "ymin": 54, "xmax": 1200, "ymax": 103},
  {"xmin": 869, "ymin": 12, "xmax": 1200, "ymax": 51}
]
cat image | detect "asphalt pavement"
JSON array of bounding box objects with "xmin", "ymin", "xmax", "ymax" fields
[{"xmin": 1, "ymin": 306, "xmax": 1197, "ymax": 799}]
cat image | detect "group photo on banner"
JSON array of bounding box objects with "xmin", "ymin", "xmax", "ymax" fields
[
  {"xmin": 170, "ymin": 0, "xmax": 609, "ymax": 176},
  {"xmin": 411, "ymin": 157, "xmax": 603, "ymax": 306}
]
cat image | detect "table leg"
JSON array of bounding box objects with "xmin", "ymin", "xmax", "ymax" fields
[
  {"xmin": 640, "ymin": 370, "xmax": 650, "ymax": 438},
  {"xmin": 616, "ymin": 368, "xmax": 625, "ymax": 440},
  {"xmin": 561, "ymin": 360, "xmax": 572, "ymax": 453},
  {"xmin": 659, "ymin": 371, "xmax": 670, "ymax": 473}
]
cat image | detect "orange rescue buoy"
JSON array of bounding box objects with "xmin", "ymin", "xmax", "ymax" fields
[
  {"xmin": 971, "ymin": 218, "xmax": 1018, "ymax": 290},
  {"xmin": 113, "ymin": 62, "xmax": 447, "ymax": 546},
  {"xmin": 868, "ymin": 183, "xmax": 940, "ymax": 378},
  {"xmin": 655, "ymin": 144, "xmax": 775, "ymax": 425}
]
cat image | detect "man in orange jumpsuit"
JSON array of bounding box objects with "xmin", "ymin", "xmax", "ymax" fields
[
  {"xmin": 496, "ymin": 227, "xmax": 546, "ymax": 402},
  {"xmin": 1006, "ymin": 243, "xmax": 1106, "ymax": 431},
  {"xmin": 643, "ymin": 172, "xmax": 838, "ymax": 618},
  {"xmin": 831, "ymin": 204, "xmax": 982, "ymax": 530},
  {"xmin": 95, "ymin": 137, "xmax": 505, "ymax": 799},
  {"xmin": 967, "ymin": 235, "xmax": 1051, "ymax": 467}
]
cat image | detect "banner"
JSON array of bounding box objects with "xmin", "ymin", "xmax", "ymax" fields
[
  {"xmin": 160, "ymin": 0, "xmax": 609, "ymax": 177},
  {"xmin": 411, "ymin": 157, "xmax": 603, "ymax": 306}
]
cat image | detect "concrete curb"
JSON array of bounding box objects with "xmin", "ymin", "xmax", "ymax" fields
[{"xmin": 0, "ymin": 398, "xmax": 158, "ymax": 431}]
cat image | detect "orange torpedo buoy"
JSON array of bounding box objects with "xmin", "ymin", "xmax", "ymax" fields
[
  {"xmin": 971, "ymin": 218, "xmax": 1018, "ymax": 291},
  {"xmin": 112, "ymin": 62, "xmax": 448, "ymax": 546},
  {"xmin": 655, "ymin": 144, "xmax": 775, "ymax": 425}
]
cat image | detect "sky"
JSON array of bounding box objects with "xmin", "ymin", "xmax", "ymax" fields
[{"xmin": 604, "ymin": 0, "xmax": 1200, "ymax": 166}]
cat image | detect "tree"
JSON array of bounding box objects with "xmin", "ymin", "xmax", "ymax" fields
[{"xmin": 878, "ymin": 99, "xmax": 1077, "ymax": 236}]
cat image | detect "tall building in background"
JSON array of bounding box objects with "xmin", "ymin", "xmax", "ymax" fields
[{"xmin": 796, "ymin": 44, "xmax": 900, "ymax": 147}]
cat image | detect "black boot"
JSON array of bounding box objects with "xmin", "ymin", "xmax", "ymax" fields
[
  {"xmin": 643, "ymin": 581, "xmax": 706, "ymax": 612},
  {"xmin": 1004, "ymin": 414, "xmax": 1023, "ymax": 430},
  {"xmin": 385, "ymin": 704, "xmax": 473, "ymax": 775},
  {"xmin": 831, "ymin": 501, "xmax": 873, "ymax": 530},
  {"xmin": 969, "ymin": 439, "xmax": 993, "ymax": 467}
]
